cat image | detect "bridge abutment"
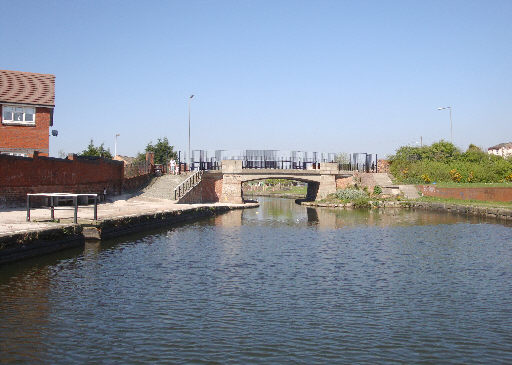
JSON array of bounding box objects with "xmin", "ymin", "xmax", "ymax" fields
[{"xmin": 220, "ymin": 174, "xmax": 243, "ymax": 204}]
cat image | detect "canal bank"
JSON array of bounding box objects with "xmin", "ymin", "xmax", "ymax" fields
[
  {"xmin": 300, "ymin": 199, "xmax": 512, "ymax": 222},
  {"xmin": 0, "ymin": 196, "xmax": 258, "ymax": 264}
]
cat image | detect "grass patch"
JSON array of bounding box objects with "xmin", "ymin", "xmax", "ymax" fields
[
  {"xmin": 419, "ymin": 182, "xmax": 512, "ymax": 188},
  {"xmin": 418, "ymin": 196, "xmax": 512, "ymax": 209},
  {"xmin": 244, "ymin": 185, "xmax": 307, "ymax": 196}
]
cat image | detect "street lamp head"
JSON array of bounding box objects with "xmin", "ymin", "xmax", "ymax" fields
[
  {"xmin": 190, "ymin": 94, "xmax": 194, "ymax": 99},
  {"xmin": 437, "ymin": 106, "xmax": 451, "ymax": 110}
]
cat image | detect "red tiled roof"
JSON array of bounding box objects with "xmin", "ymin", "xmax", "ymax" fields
[
  {"xmin": 488, "ymin": 142, "xmax": 512, "ymax": 150},
  {"xmin": 0, "ymin": 70, "xmax": 55, "ymax": 107}
]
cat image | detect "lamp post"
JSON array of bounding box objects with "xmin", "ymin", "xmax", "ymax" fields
[
  {"xmin": 437, "ymin": 106, "xmax": 452, "ymax": 143},
  {"xmin": 114, "ymin": 133, "xmax": 120, "ymax": 157},
  {"xmin": 188, "ymin": 94, "xmax": 194, "ymax": 171}
]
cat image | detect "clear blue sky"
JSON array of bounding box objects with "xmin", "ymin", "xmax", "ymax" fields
[{"xmin": 2, "ymin": 0, "xmax": 511, "ymax": 158}]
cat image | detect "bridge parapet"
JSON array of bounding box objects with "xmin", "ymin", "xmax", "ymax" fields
[{"xmin": 220, "ymin": 160, "xmax": 343, "ymax": 175}]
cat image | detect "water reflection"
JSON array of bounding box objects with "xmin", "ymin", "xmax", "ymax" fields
[
  {"xmin": 245, "ymin": 197, "xmax": 504, "ymax": 229},
  {"xmin": 1, "ymin": 197, "xmax": 512, "ymax": 363}
]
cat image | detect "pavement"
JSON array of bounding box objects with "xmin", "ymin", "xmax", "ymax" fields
[{"xmin": 0, "ymin": 193, "xmax": 250, "ymax": 236}]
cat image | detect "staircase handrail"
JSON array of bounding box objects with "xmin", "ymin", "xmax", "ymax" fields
[{"xmin": 173, "ymin": 170, "xmax": 204, "ymax": 200}]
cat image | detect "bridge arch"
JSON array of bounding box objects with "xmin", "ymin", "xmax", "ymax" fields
[{"xmin": 241, "ymin": 176, "xmax": 320, "ymax": 201}]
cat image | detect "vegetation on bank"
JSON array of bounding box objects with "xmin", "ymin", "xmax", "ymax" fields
[
  {"xmin": 418, "ymin": 196, "xmax": 512, "ymax": 209},
  {"xmin": 319, "ymin": 186, "xmax": 393, "ymax": 208},
  {"xmin": 243, "ymin": 179, "xmax": 307, "ymax": 197},
  {"xmin": 389, "ymin": 141, "xmax": 512, "ymax": 184}
]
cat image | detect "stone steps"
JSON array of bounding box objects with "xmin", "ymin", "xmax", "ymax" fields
[
  {"xmin": 139, "ymin": 173, "xmax": 191, "ymax": 200},
  {"xmin": 399, "ymin": 185, "xmax": 420, "ymax": 199}
]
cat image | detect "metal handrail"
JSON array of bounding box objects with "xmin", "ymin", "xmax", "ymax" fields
[{"xmin": 173, "ymin": 170, "xmax": 203, "ymax": 200}]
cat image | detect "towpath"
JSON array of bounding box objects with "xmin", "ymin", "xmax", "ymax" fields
[{"xmin": 0, "ymin": 194, "xmax": 250, "ymax": 236}]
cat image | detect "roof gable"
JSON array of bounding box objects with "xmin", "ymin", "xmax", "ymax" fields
[{"xmin": 0, "ymin": 70, "xmax": 55, "ymax": 107}]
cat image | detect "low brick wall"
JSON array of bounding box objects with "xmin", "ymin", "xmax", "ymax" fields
[
  {"xmin": 0, "ymin": 154, "xmax": 124, "ymax": 207},
  {"xmin": 122, "ymin": 174, "xmax": 152, "ymax": 192},
  {"xmin": 336, "ymin": 176, "xmax": 354, "ymax": 189},
  {"xmin": 418, "ymin": 185, "xmax": 512, "ymax": 202},
  {"xmin": 179, "ymin": 172, "xmax": 223, "ymax": 204},
  {"xmin": 377, "ymin": 159, "xmax": 390, "ymax": 173}
]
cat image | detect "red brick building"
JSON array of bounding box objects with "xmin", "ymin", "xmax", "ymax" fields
[{"xmin": 0, "ymin": 70, "xmax": 56, "ymax": 156}]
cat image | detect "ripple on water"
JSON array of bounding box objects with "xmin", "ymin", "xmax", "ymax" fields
[{"xmin": 1, "ymin": 198, "xmax": 512, "ymax": 363}]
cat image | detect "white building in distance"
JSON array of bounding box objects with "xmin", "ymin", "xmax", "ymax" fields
[{"xmin": 488, "ymin": 142, "xmax": 512, "ymax": 157}]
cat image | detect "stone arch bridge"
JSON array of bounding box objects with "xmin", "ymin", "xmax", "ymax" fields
[{"xmin": 178, "ymin": 160, "xmax": 356, "ymax": 204}]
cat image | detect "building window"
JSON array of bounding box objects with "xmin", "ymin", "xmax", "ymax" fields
[{"xmin": 2, "ymin": 105, "xmax": 36, "ymax": 125}]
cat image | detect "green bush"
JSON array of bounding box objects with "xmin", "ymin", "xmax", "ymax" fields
[
  {"xmin": 335, "ymin": 188, "xmax": 369, "ymax": 201},
  {"xmin": 373, "ymin": 185, "xmax": 383, "ymax": 195},
  {"xmin": 389, "ymin": 141, "xmax": 512, "ymax": 183}
]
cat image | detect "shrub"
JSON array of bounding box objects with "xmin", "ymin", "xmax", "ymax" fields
[
  {"xmin": 373, "ymin": 185, "xmax": 383, "ymax": 195},
  {"xmin": 335, "ymin": 188, "xmax": 368, "ymax": 201},
  {"xmin": 421, "ymin": 174, "xmax": 431, "ymax": 183},
  {"xmin": 389, "ymin": 141, "xmax": 512, "ymax": 184},
  {"xmin": 353, "ymin": 197, "xmax": 371, "ymax": 208}
]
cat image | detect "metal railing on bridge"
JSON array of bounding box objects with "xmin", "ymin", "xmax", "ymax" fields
[
  {"xmin": 173, "ymin": 170, "xmax": 203, "ymax": 200},
  {"xmin": 187, "ymin": 150, "xmax": 378, "ymax": 173}
]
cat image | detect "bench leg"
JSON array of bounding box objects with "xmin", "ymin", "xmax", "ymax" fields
[
  {"xmin": 26, "ymin": 195, "xmax": 30, "ymax": 222},
  {"xmin": 73, "ymin": 196, "xmax": 78, "ymax": 224}
]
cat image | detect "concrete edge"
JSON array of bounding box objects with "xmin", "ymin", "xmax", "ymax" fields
[
  {"xmin": 0, "ymin": 203, "xmax": 259, "ymax": 265},
  {"xmin": 300, "ymin": 200, "xmax": 512, "ymax": 221}
]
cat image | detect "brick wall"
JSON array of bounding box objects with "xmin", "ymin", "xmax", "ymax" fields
[
  {"xmin": 0, "ymin": 153, "xmax": 124, "ymax": 206},
  {"xmin": 377, "ymin": 159, "xmax": 390, "ymax": 173},
  {"xmin": 418, "ymin": 185, "xmax": 512, "ymax": 202},
  {"xmin": 0, "ymin": 105, "xmax": 51, "ymax": 156},
  {"xmin": 179, "ymin": 172, "xmax": 223, "ymax": 203},
  {"xmin": 336, "ymin": 176, "xmax": 354, "ymax": 189},
  {"xmin": 122, "ymin": 174, "xmax": 151, "ymax": 192}
]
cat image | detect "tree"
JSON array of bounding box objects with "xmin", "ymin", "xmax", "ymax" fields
[
  {"xmin": 136, "ymin": 137, "xmax": 177, "ymax": 164},
  {"xmin": 80, "ymin": 139, "xmax": 113, "ymax": 159}
]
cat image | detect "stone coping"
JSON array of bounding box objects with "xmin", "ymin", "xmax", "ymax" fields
[{"xmin": 301, "ymin": 200, "xmax": 512, "ymax": 221}]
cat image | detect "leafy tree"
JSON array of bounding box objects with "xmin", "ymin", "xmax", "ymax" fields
[
  {"xmin": 462, "ymin": 144, "xmax": 487, "ymax": 163},
  {"xmin": 136, "ymin": 137, "xmax": 177, "ymax": 164},
  {"xmin": 80, "ymin": 139, "xmax": 113, "ymax": 159}
]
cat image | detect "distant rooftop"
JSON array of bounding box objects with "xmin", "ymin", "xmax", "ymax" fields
[
  {"xmin": 488, "ymin": 142, "xmax": 512, "ymax": 151},
  {"xmin": 0, "ymin": 69, "xmax": 55, "ymax": 107}
]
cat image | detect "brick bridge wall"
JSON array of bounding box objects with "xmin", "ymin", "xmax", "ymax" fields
[
  {"xmin": 418, "ymin": 185, "xmax": 512, "ymax": 202},
  {"xmin": 178, "ymin": 173, "xmax": 224, "ymax": 204},
  {"xmin": 0, "ymin": 153, "xmax": 125, "ymax": 207}
]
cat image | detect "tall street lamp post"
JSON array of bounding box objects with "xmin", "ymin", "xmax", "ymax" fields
[
  {"xmin": 188, "ymin": 94, "xmax": 194, "ymax": 171},
  {"xmin": 114, "ymin": 133, "xmax": 120, "ymax": 157},
  {"xmin": 437, "ymin": 106, "xmax": 453, "ymax": 143}
]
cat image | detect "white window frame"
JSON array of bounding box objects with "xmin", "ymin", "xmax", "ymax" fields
[{"xmin": 2, "ymin": 105, "xmax": 36, "ymax": 126}]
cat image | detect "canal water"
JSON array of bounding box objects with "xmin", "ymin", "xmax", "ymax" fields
[{"xmin": 1, "ymin": 197, "xmax": 512, "ymax": 363}]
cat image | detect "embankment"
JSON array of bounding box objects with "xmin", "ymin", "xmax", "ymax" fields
[
  {"xmin": 0, "ymin": 203, "xmax": 258, "ymax": 264},
  {"xmin": 301, "ymin": 200, "xmax": 512, "ymax": 222}
]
